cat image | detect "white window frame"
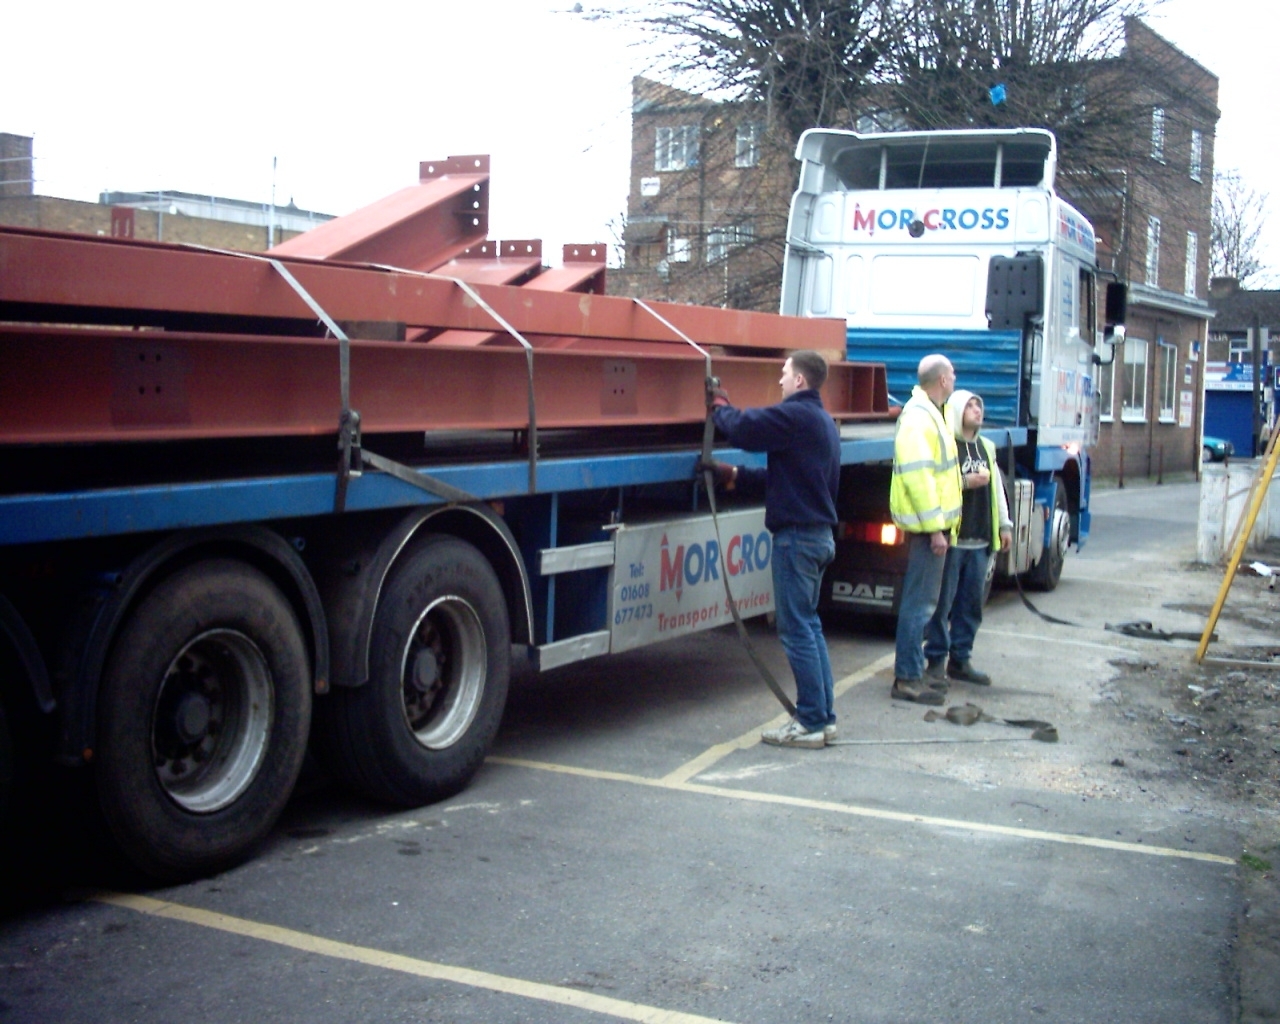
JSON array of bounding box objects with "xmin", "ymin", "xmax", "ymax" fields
[
  {"xmin": 1158, "ymin": 342, "xmax": 1177, "ymax": 422},
  {"xmin": 1097, "ymin": 358, "xmax": 1114, "ymax": 422},
  {"xmin": 1121, "ymin": 339, "xmax": 1149, "ymax": 422},
  {"xmin": 655, "ymin": 125, "xmax": 699, "ymax": 173},
  {"xmin": 1146, "ymin": 216, "xmax": 1161, "ymax": 287},
  {"xmin": 1185, "ymin": 231, "xmax": 1198, "ymax": 297},
  {"xmin": 1190, "ymin": 129, "xmax": 1203, "ymax": 182},
  {"xmin": 705, "ymin": 221, "xmax": 755, "ymax": 263},
  {"xmin": 667, "ymin": 232, "xmax": 691, "ymax": 263},
  {"xmin": 1151, "ymin": 107, "xmax": 1166, "ymax": 162},
  {"xmin": 735, "ymin": 122, "xmax": 761, "ymax": 169}
]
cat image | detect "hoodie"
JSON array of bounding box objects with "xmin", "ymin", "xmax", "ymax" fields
[{"xmin": 944, "ymin": 389, "xmax": 1013, "ymax": 551}]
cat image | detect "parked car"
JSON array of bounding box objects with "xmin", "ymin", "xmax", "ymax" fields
[{"xmin": 1202, "ymin": 436, "xmax": 1235, "ymax": 462}]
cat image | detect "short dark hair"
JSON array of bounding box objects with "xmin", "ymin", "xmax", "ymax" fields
[{"xmin": 789, "ymin": 349, "xmax": 829, "ymax": 391}]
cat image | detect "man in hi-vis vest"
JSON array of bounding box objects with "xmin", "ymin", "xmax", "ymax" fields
[{"xmin": 889, "ymin": 354, "xmax": 963, "ymax": 706}]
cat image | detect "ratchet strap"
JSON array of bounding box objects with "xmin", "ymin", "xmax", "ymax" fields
[
  {"xmin": 628, "ymin": 300, "xmax": 796, "ymax": 715},
  {"xmin": 180, "ymin": 244, "xmax": 478, "ymax": 512}
]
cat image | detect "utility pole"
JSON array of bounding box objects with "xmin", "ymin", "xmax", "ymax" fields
[
  {"xmin": 268, "ymin": 156, "xmax": 277, "ymax": 250},
  {"xmin": 1252, "ymin": 313, "xmax": 1263, "ymax": 456}
]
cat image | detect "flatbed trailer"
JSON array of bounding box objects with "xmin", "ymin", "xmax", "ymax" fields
[{"xmin": 0, "ymin": 158, "xmax": 905, "ymax": 879}]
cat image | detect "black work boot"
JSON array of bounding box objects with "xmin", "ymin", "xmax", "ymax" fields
[
  {"xmin": 924, "ymin": 658, "xmax": 948, "ymax": 686},
  {"xmin": 891, "ymin": 678, "xmax": 947, "ymax": 705},
  {"xmin": 947, "ymin": 659, "xmax": 991, "ymax": 685}
]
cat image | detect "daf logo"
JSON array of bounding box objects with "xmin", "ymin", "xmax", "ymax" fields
[{"xmin": 831, "ymin": 581, "xmax": 894, "ymax": 607}]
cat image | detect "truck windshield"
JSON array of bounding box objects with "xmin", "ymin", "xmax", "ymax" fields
[{"xmin": 831, "ymin": 137, "xmax": 1050, "ymax": 190}]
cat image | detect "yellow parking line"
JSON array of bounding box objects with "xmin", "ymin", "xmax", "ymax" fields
[
  {"xmin": 92, "ymin": 893, "xmax": 734, "ymax": 1024},
  {"xmin": 659, "ymin": 652, "xmax": 896, "ymax": 785},
  {"xmin": 486, "ymin": 756, "xmax": 1235, "ymax": 866}
]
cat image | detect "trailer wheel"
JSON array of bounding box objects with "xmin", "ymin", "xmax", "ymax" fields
[
  {"xmin": 96, "ymin": 560, "xmax": 311, "ymax": 881},
  {"xmin": 1025, "ymin": 480, "xmax": 1068, "ymax": 592},
  {"xmin": 315, "ymin": 535, "xmax": 510, "ymax": 807}
]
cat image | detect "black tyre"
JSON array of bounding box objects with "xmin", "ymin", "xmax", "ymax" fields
[
  {"xmin": 96, "ymin": 559, "xmax": 311, "ymax": 881},
  {"xmin": 1025, "ymin": 479, "xmax": 1068, "ymax": 592},
  {"xmin": 1202, "ymin": 445, "xmax": 1214, "ymax": 463},
  {"xmin": 315, "ymin": 535, "xmax": 510, "ymax": 807}
]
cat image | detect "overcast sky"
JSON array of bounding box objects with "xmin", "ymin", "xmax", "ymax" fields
[{"xmin": 4, "ymin": 0, "xmax": 1276, "ymax": 282}]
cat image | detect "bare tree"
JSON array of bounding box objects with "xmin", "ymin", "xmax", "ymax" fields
[
  {"xmin": 1212, "ymin": 170, "xmax": 1270, "ymax": 287},
  {"xmin": 617, "ymin": 1, "xmax": 1205, "ymax": 307},
  {"xmin": 642, "ymin": 1, "xmax": 885, "ymax": 139}
]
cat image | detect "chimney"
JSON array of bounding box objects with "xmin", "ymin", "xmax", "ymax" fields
[
  {"xmin": 1209, "ymin": 276, "xmax": 1240, "ymax": 299},
  {"xmin": 0, "ymin": 133, "xmax": 34, "ymax": 198}
]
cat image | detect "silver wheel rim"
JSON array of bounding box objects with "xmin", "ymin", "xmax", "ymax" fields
[
  {"xmin": 399, "ymin": 595, "xmax": 486, "ymax": 750},
  {"xmin": 1050, "ymin": 506, "xmax": 1070, "ymax": 563},
  {"xmin": 152, "ymin": 629, "xmax": 273, "ymax": 814}
]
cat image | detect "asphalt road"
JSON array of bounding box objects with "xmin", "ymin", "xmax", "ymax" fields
[{"xmin": 0, "ymin": 480, "xmax": 1250, "ymax": 1023}]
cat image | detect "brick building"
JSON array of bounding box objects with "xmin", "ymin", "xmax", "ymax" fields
[
  {"xmin": 1075, "ymin": 21, "xmax": 1219, "ymax": 481},
  {"xmin": 0, "ymin": 132, "xmax": 331, "ymax": 251},
  {"xmin": 614, "ymin": 21, "xmax": 1219, "ymax": 481},
  {"xmin": 609, "ymin": 79, "xmax": 795, "ymax": 311}
]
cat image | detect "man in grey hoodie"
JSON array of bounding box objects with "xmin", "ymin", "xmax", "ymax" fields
[{"xmin": 923, "ymin": 389, "xmax": 1012, "ymax": 686}]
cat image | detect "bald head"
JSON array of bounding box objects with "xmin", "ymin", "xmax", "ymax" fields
[{"xmin": 918, "ymin": 354, "xmax": 955, "ymax": 405}]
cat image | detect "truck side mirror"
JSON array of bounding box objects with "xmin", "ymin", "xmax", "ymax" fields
[{"xmin": 1104, "ymin": 281, "xmax": 1127, "ymax": 335}]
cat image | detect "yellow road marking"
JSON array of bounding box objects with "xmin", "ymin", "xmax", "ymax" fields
[
  {"xmin": 486, "ymin": 756, "xmax": 1235, "ymax": 866},
  {"xmin": 659, "ymin": 652, "xmax": 896, "ymax": 785},
  {"xmin": 92, "ymin": 893, "xmax": 734, "ymax": 1024}
]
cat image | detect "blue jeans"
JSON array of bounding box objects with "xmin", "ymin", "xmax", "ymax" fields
[
  {"xmin": 771, "ymin": 525, "xmax": 836, "ymax": 732},
  {"xmin": 894, "ymin": 532, "xmax": 947, "ymax": 681},
  {"xmin": 924, "ymin": 545, "xmax": 989, "ymax": 664}
]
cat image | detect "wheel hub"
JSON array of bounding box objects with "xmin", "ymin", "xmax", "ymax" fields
[
  {"xmin": 152, "ymin": 629, "xmax": 272, "ymax": 813},
  {"xmin": 411, "ymin": 648, "xmax": 441, "ymax": 694},
  {"xmin": 173, "ymin": 692, "xmax": 212, "ymax": 744},
  {"xmin": 399, "ymin": 596, "xmax": 486, "ymax": 751}
]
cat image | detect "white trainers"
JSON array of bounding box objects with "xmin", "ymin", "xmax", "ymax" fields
[
  {"xmin": 823, "ymin": 723, "xmax": 838, "ymax": 741},
  {"xmin": 761, "ymin": 718, "xmax": 827, "ymax": 749}
]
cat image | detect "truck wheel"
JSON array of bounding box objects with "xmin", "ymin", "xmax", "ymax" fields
[
  {"xmin": 96, "ymin": 560, "xmax": 311, "ymax": 881},
  {"xmin": 315, "ymin": 535, "xmax": 510, "ymax": 807},
  {"xmin": 1025, "ymin": 481, "xmax": 1068, "ymax": 592}
]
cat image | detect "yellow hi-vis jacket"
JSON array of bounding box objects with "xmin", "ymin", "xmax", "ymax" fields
[{"xmin": 890, "ymin": 386, "xmax": 963, "ymax": 536}]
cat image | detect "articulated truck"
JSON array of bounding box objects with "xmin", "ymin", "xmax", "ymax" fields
[{"xmin": 0, "ymin": 156, "xmax": 897, "ymax": 881}]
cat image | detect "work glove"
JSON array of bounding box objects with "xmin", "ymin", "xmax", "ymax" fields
[
  {"xmin": 697, "ymin": 460, "xmax": 738, "ymax": 489},
  {"xmin": 708, "ymin": 386, "xmax": 731, "ymax": 409}
]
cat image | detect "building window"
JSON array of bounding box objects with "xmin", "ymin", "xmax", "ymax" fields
[
  {"xmin": 1151, "ymin": 107, "xmax": 1165, "ymax": 161},
  {"xmin": 706, "ymin": 222, "xmax": 755, "ymax": 263},
  {"xmin": 735, "ymin": 123, "xmax": 761, "ymax": 169},
  {"xmin": 1185, "ymin": 231, "xmax": 1198, "ymax": 296},
  {"xmin": 1121, "ymin": 339, "xmax": 1148, "ymax": 421},
  {"xmin": 1146, "ymin": 216, "xmax": 1161, "ymax": 286},
  {"xmin": 1158, "ymin": 342, "xmax": 1177, "ymax": 421},
  {"xmin": 1097, "ymin": 359, "xmax": 1114, "ymax": 422},
  {"xmin": 655, "ymin": 125, "xmax": 699, "ymax": 172},
  {"xmin": 1229, "ymin": 335, "xmax": 1252, "ymax": 362},
  {"xmin": 1190, "ymin": 129, "xmax": 1203, "ymax": 182},
  {"xmin": 667, "ymin": 231, "xmax": 691, "ymax": 263}
]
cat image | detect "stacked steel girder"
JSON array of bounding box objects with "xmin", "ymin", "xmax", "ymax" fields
[{"xmin": 0, "ymin": 237, "xmax": 887, "ymax": 446}]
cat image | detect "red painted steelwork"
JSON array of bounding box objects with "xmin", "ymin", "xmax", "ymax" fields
[
  {"xmin": 0, "ymin": 324, "xmax": 887, "ymax": 444},
  {"xmin": 269, "ymin": 155, "xmax": 489, "ymax": 271},
  {"xmin": 0, "ymin": 228, "xmax": 845, "ymax": 354}
]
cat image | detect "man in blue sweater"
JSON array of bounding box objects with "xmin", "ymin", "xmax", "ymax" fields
[{"xmin": 707, "ymin": 350, "xmax": 841, "ymax": 749}]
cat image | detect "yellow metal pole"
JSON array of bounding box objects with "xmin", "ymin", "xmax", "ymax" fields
[{"xmin": 1196, "ymin": 434, "xmax": 1280, "ymax": 662}]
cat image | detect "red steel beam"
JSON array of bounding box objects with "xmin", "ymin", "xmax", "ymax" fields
[
  {"xmin": 0, "ymin": 227, "xmax": 845, "ymax": 353},
  {"xmin": 269, "ymin": 155, "xmax": 490, "ymax": 271},
  {"xmin": 0, "ymin": 325, "xmax": 886, "ymax": 444}
]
